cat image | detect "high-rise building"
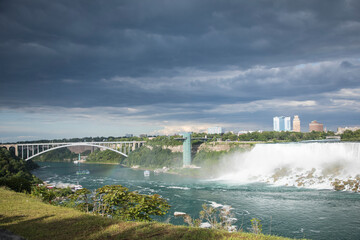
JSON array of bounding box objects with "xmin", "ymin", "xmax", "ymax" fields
[
  {"xmin": 309, "ymin": 120, "xmax": 323, "ymax": 132},
  {"xmin": 293, "ymin": 115, "xmax": 301, "ymax": 132},
  {"xmin": 207, "ymin": 126, "xmax": 223, "ymax": 134},
  {"xmin": 273, "ymin": 116, "xmax": 291, "ymax": 131}
]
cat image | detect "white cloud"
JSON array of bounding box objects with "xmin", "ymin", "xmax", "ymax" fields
[
  {"xmin": 205, "ymin": 99, "xmax": 318, "ymax": 114},
  {"xmin": 327, "ymin": 88, "xmax": 360, "ymax": 99}
]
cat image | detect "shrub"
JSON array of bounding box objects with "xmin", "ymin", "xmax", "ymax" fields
[
  {"xmin": 250, "ymin": 218, "xmax": 262, "ymax": 234},
  {"xmin": 182, "ymin": 204, "xmax": 237, "ymax": 231},
  {"xmin": 0, "ymin": 176, "xmax": 32, "ymax": 193},
  {"xmin": 93, "ymin": 185, "xmax": 170, "ymax": 221},
  {"xmin": 31, "ymin": 185, "xmax": 57, "ymax": 203}
]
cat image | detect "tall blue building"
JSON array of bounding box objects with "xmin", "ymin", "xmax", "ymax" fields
[{"xmin": 273, "ymin": 116, "xmax": 291, "ymax": 131}]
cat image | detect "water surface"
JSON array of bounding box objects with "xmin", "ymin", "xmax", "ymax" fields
[{"xmin": 33, "ymin": 162, "xmax": 360, "ymax": 240}]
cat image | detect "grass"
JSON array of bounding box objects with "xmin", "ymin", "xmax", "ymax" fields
[{"xmin": 0, "ymin": 187, "xmax": 301, "ymax": 240}]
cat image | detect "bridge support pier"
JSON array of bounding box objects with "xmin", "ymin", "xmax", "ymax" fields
[{"xmin": 0, "ymin": 145, "xmax": 19, "ymax": 156}]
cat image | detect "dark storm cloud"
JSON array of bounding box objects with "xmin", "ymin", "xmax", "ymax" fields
[{"xmin": 1, "ymin": 0, "xmax": 360, "ymax": 122}]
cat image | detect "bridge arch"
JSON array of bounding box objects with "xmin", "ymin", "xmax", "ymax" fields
[{"xmin": 25, "ymin": 143, "xmax": 128, "ymax": 161}]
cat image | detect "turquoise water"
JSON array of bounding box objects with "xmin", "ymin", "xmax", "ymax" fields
[{"xmin": 32, "ymin": 162, "xmax": 360, "ymax": 240}]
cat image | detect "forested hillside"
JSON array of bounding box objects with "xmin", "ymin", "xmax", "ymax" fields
[
  {"xmin": 0, "ymin": 148, "xmax": 40, "ymax": 192},
  {"xmin": 86, "ymin": 149, "xmax": 125, "ymax": 164},
  {"xmin": 32, "ymin": 148, "xmax": 77, "ymax": 162},
  {"xmin": 124, "ymin": 146, "xmax": 182, "ymax": 168}
]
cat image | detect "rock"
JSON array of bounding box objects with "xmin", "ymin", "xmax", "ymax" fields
[
  {"xmin": 174, "ymin": 211, "xmax": 187, "ymax": 217},
  {"xmin": 200, "ymin": 222, "xmax": 212, "ymax": 228}
]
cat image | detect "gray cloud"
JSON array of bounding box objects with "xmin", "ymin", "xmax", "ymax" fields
[{"xmin": 1, "ymin": 0, "xmax": 360, "ymax": 139}]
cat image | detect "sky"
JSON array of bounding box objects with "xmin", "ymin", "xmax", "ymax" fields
[{"xmin": 1, "ymin": 0, "xmax": 360, "ymax": 142}]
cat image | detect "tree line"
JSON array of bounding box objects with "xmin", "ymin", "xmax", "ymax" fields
[{"xmin": 10, "ymin": 129, "xmax": 360, "ymax": 146}]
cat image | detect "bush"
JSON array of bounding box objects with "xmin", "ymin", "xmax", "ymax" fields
[
  {"xmin": 93, "ymin": 185, "xmax": 170, "ymax": 221},
  {"xmin": 31, "ymin": 185, "xmax": 57, "ymax": 203},
  {"xmin": 30, "ymin": 184, "xmax": 171, "ymax": 222},
  {"xmin": 0, "ymin": 176, "xmax": 32, "ymax": 193},
  {"xmin": 250, "ymin": 218, "xmax": 262, "ymax": 234},
  {"xmin": 182, "ymin": 203, "xmax": 237, "ymax": 231}
]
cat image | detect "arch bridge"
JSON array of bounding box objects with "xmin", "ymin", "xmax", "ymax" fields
[{"xmin": 0, "ymin": 141, "xmax": 145, "ymax": 161}]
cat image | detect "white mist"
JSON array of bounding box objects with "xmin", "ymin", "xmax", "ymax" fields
[{"xmin": 216, "ymin": 142, "xmax": 360, "ymax": 190}]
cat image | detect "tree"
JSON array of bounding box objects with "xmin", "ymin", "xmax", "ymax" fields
[
  {"xmin": 69, "ymin": 188, "xmax": 92, "ymax": 212},
  {"xmin": 93, "ymin": 185, "xmax": 170, "ymax": 221},
  {"xmin": 0, "ymin": 148, "xmax": 40, "ymax": 193}
]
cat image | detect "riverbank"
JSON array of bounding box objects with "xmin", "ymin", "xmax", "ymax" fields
[{"xmin": 0, "ymin": 187, "xmax": 296, "ymax": 240}]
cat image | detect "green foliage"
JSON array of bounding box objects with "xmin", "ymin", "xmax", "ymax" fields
[
  {"xmin": 69, "ymin": 188, "xmax": 92, "ymax": 212},
  {"xmin": 0, "ymin": 176, "xmax": 32, "ymax": 193},
  {"xmin": 341, "ymin": 129, "xmax": 360, "ymax": 141},
  {"xmin": 32, "ymin": 147, "xmax": 77, "ymax": 162},
  {"xmin": 192, "ymin": 150, "xmax": 226, "ymax": 169},
  {"xmin": 0, "ymin": 148, "xmax": 40, "ymax": 193},
  {"xmin": 193, "ymin": 147, "xmax": 248, "ymax": 173},
  {"xmin": 87, "ymin": 149, "xmax": 125, "ymax": 163},
  {"xmin": 235, "ymin": 131, "xmax": 334, "ymax": 142},
  {"xmin": 182, "ymin": 204, "xmax": 266, "ymax": 235},
  {"xmin": 31, "ymin": 185, "xmax": 75, "ymax": 204},
  {"xmin": 147, "ymin": 135, "xmax": 183, "ymax": 146},
  {"xmin": 204, "ymin": 131, "xmax": 338, "ymax": 142},
  {"xmin": 31, "ymin": 185, "xmax": 57, "ymax": 203},
  {"xmin": 182, "ymin": 204, "xmax": 236, "ymax": 231},
  {"xmin": 0, "ymin": 148, "xmax": 38, "ymax": 179},
  {"xmin": 30, "ymin": 184, "xmax": 171, "ymax": 222},
  {"xmin": 93, "ymin": 185, "xmax": 170, "ymax": 221},
  {"xmin": 250, "ymin": 218, "xmax": 262, "ymax": 234},
  {"xmin": 125, "ymin": 146, "xmax": 182, "ymax": 168}
]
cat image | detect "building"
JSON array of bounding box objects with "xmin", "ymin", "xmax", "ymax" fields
[
  {"xmin": 336, "ymin": 126, "xmax": 360, "ymax": 135},
  {"xmin": 292, "ymin": 115, "xmax": 301, "ymax": 132},
  {"xmin": 309, "ymin": 120, "xmax": 323, "ymax": 132},
  {"xmin": 207, "ymin": 126, "xmax": 223, "ymax": 134},
  {"xmin": 237, "ymin": 130, "xmax": 261, "ymax": 136},
  {"xmin": 273, "ymin": 116, "xmax": 291, "ymax": 131},
  {"xmin": 238, "ymin": 130, "xmax": 249, "ymax": 135}
]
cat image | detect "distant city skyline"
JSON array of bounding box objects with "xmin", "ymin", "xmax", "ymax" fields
[
  {"xmin": 273, "ymin": 116, "xmax": 291, "ymax": 132},
  {"xmin": 207, "ymin": 127, "xmax": 224, "ymax": 135},
  {"xmin": 1, "ymin": 1, "xmax": 360, "ymax": 142}
]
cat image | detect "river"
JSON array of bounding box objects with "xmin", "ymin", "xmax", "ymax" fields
[{"xmin": 32, "ymin": 161, "xmax": 360, "ymax": 240}]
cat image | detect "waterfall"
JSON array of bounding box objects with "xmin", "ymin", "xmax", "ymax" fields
[{"xmin": 217, "ymin": 142, "xmax": 360, "ymax": 190}]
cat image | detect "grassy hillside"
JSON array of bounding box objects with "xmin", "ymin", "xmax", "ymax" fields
[{"xmin": 0, "ymin": 188, "xmax": 298, "ymax": 240}]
